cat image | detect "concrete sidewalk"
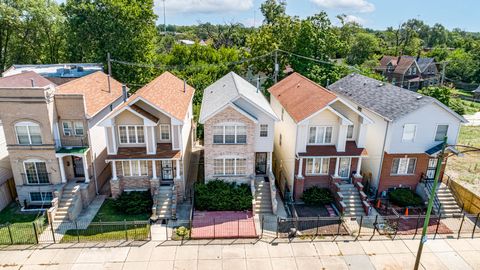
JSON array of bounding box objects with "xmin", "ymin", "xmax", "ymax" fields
[{"xmin": 1, "ymin": 237, "xmax": 480, "ymax": 269}]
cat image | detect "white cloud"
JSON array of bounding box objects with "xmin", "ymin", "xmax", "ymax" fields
[
  {"xmin": 158, "ymin": 0, "xmax": 254, "ymax": 14},
  {"xmin": 310, "ymin": 0, "xmax": 375, "ymax": 13},
  {"xmin": 343, "ymin": 14, "xmax": 366, "ymax": 25}
]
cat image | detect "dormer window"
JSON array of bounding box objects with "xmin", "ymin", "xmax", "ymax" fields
[{"xmin": 15, "ymin": 121, "xmax": 42, "ymax": 145}]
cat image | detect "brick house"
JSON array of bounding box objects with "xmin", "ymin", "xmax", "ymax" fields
[
  {"xmin": 0, "ymin": 69, "xmax": 123, "ymax": 221},
  {"xmin": 376, "ymin": 55, "xmax": 440, "ymax": 91},
  {"xmin": 268, "ymin": 73, "xmax": 373, "ymax": 202},
  {"xmin": 328, "ymin": 73, "xmax": 467, "ymax": 195},
  {"xmin": 98, "ymin": 72, "xmax": 194, "ymax": 219},
  {"xmin": 199, "ymin": 72, "xmax": 279, "ymax": 184}
]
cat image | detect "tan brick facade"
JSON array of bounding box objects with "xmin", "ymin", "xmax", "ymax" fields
[{"xmin": 204, "ymin": 106, "xmax": 256, "ymax": 183}]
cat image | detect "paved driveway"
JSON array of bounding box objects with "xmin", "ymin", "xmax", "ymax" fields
[{"xmin": 1, "ymin": 237, "xmax": 480, "ymax": 269}]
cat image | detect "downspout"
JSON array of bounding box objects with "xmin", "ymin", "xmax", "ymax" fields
[{"xmin": 376, "ymin": 120, "xmax": 390, "ymax": 198}]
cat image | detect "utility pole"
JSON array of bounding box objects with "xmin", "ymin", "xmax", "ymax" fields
[
  {"xmin": 163, "ymin": 0, "xmax": 167, "ymax": 35},
  {"xmin": 274, "ymin": 50, "xmax": 279, "ymax": 83},
  {"xmin": 413, "ymin": 136, "xmax": 447, "ymax": 270}
]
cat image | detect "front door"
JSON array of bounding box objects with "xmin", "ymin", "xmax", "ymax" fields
[
  {"xmin": 338, "ymin": 157, "xmax": 351, "ymax": 178},
  {"xmin": 72, "ymin": 156, "xmax": 84, "ymax": 177},
  {"xmin": 161, "ymin": 160, "xmax": 174, "ymax": 180},
  {"xmin": 255, "ymin": 153, "xmax": 267, "ymax": 175}
]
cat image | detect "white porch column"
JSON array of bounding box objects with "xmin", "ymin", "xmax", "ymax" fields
[
  {"xmin": 111, "ymin": 161, "xmax": 118, "ymax": 180},
  {"xmin": 58, "ymin": 157, "xmax": 66, "ymax": 183},
  {"xmin": 336, "ymin": 123, "xmax": 348, "ymax": 152},
  {"xmin": 357, "ymin": 123, "xmax": 367, "ymax": 148},
  {"xmin": 268, "ymin": 152, "xmax": 273, "ymax": 172},
  {"xmin": 297, "ymin": 158, "xmax": 303, "ymax": 178},
  {"xmin": 152, "ymin": 160, "xmax": 157, "ymax": 179},
  {"xmin": 83, "ymin": 154, "xmax": 90, "ymax": 183},
  {"xmin": 175, "ymin": 159, "xmax": 181, "ymax": 179},
  {"xmin": 111, "ymin": 126, "xmax": 117, "ymax": 154},
  {"xmin": 355, "ymin": 157, "xmax": 362, "ymax": 177},
  {"xmin": 334, "ymin": 157, "xmax": 340, "ymax": 177}
]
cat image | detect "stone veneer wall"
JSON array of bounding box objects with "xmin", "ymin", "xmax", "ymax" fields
[{"xmin": 203, "ymin": 106, "xmax": 256, "ymax": 184}]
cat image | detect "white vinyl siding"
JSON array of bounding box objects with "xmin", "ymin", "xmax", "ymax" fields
[
  {"xmin": 118, "ymin": 125, "xmax": 144, "ymax": 144},
  {"xmin": 391, "ymin": 158, "xmax": 417, "ymax": 175}
]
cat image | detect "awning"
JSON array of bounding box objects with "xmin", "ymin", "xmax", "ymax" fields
[{"xmin": 425, "ymin": 142, "xmax": 459, "ymax": 156}]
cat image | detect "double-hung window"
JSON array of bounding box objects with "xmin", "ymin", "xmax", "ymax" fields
[
  {"xmin": 260, "ymin": 124, "xmax": 268, "ymax": 137},
  {"xmin": 118, "ymin": 125, "xmax": 144, "ymax": 144},
  {"xmin": 212, "ymin": 125, "xmax": 247, "ymax": 144},
  {"xmin": 63, "ymin": 121, "xmax": 84, "ymax": 136},
  {"xmin": 213, "ymin": 158, "xmax": 247, "ymax": 176},
  {"xmin": 24, "ymin": 161, "xmax": 49, "ymax": 184},
  {"xmin": 308, "ymin": 126, "xmax": 333, "ymax": 144},
  {"xmin": 74, "ymin": 122, "xmax": 84, "ymax": 136},
  {"xmin": 122, "ymin": 160, "xmax": 148, "ymax": 176},
  {"xmin": 391, "ymin": 158, "xmax": 417, "ymax": 175},
  {"xmin": 346, "ymin": 125, "xmax": 354, "ymax": 139},
  {"xmin": 305, "ymin": 158, "xmax": 330, "ymax": 175},
  {"xmin": 434, "ymin": 124, "xmax": 448, "ymax": 142},
  {"xmin": 159, "ymin": 124, "xmax": 170, "ymax": 140},
  {"xmin": 402, "ymin": 124, "xmax": 416, "ymax": 142},
  {"xmin": 15, "ymin": 122, "xmax": 42, "ymax": 145}
]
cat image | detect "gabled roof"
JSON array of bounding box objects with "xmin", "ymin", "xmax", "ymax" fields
[
  {"xmin": 55, "ymin": 71, "xmax": 123, "ymax": 118},
  {"xmin": 199, "ymin": 71, "xmax": 277, "ymax": 123},
  {"xmin": 0, "ymin": 71, "xmax": 54, "ymax": 88},
  {"xmin": 268, "ymin": 72, "xmax": 337, "ymax": 123},
  {"xmin": 378, "ymin": 56, "xmax": 397, "ymax": 68},
  {"xmin": 393, "ymin": 57, "xmax": 416, "ymax": 74},
  {"xmin": 328, "ymin": 73, "xmax": 467, "ymax": 123},
  {"xmin": 128, "ymin": 72, "xmax": 195, "ymax": 121}
]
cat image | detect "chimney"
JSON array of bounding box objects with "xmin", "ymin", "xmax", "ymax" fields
[
  {"xmin": 122, "ymin": 85, "xmax": 128, "ymax": 102},
  {"xmin": 30, "ymin": 79, "xmax": 35, "ymax": 87}
]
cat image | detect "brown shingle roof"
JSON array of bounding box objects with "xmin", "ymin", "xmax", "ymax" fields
[
  {"xmin": 56, "ymin": 71, "xmax": 123, "ymax": 118},
  {"xmin": 393, "ymin": 57, "xmax": 415, "ymax": 74},
  {"xmin": 129, "ymin": 72, "xmax": 194, "ymax": 121},
  {"xmin": 0, "ymin": 71, "xmax": 54, "ymax": 88},
  {"xmin": 268, "ymin": 72, "xmax": 337, "ymax": 123},
  {"xmin": 378, "ymin": 55, "xmax": 397, "ymax": 68}
]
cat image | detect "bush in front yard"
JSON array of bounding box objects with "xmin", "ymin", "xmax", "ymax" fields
[
  {"xmin": 112, "ymin": 191, "xmax": 153, "ymax": 215},
  {"xmin": 388, "ymin": 188, "xmax": 423, "ymax": 207},
  {"xmin": 302, "ymin": 187, "xmax": 334, "ymax": 206},
  {"xmin": 194, "ymin": 180, "xmax": 252, "ymax": 211}
]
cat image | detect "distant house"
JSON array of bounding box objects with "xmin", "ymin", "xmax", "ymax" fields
[
  {"xmin": 473, "ymin": 85, "xmax": 480, "ymax": 100},
  {"xmin": 376, "ymin": 55, "xmax": 440, "ymax": 91},
  {"xmin": 178, "ymin": 39, "xmax": 195, "ymax": 45}
]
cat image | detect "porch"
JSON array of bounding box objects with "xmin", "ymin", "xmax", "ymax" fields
[{"xmin": 55, "ymin": 147, "xmax": 91, "ymax": 184}]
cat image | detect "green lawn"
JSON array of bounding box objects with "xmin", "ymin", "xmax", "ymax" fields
[
  {"xmin": 61, "ymin": 199, "xmax": 150, "ymax": 243},
  {"xmin": 0, "ymin": 203, "xmax": 46, "ymax": 244}
]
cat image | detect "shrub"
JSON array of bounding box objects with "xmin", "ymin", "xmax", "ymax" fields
[
  {"xmin": 194, "ymin": 180, "xmax": 252, "ymax": 211},
  {"xmin": 112, "ymin": 191, "xmax": 153, "ymax": 215},
  {"xmin": 388, "ymin": 188, "xmax": 423, "ymax": 207},
  {"xmin": 302, "ymin": 187, "xmax": 334, "ymax": 206}
]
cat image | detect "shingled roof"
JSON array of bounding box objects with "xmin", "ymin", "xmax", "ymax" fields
[
  {"xmin": 328, "ymin": 73, "xmax": 466, "ymax": 122},
  {"xmin": 0, "ymin": 71, "xmax": 54, "ymax": 88}
]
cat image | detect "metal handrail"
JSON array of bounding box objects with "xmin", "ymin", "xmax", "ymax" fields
[{"xmin": 423, "ymin": 178, "xmax": 442, "ymax": 214}]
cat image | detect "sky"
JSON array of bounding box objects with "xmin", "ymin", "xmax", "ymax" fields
[{"xmin": 150, "ymin": 0, "xmax": 480, "ymax": 32}]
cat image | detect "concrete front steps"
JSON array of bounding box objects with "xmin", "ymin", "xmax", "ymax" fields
[
  {"xmin": 254, "ymin": 180, "xmax": 273, "ymax": 215},
  {"xmin": 339, "ymin": 184, "xmax": 365, "ymax": 217},
  {"xmin": 154, "ymin": 185, "xmax": 173, "ymax": 219},
  {"xmin": 55, "ymin": 183, "xmax": 79, "ymax": 221},
  {"xmin": 435, "ymin": 183, "xmax": 463, "ymax": 216}
]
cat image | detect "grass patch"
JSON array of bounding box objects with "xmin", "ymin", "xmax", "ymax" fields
[
  {"xmin": 0, "ymin": 203, "xmax": 46, "ymax": 244},
  {"xmin": 388, "ymin": 188, "xmax": 423, "ymax": 207},
  {"xmin": 93, "ymin": 199, "xmax": 150, "ymax": 222}
]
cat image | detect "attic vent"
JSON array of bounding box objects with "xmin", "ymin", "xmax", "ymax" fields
[
  {"xmin": 349, "ymin": 73, "xmax": 355, "ymax": 77},
  {"xmin": 416, "ymin": 95, "xmax": 423, "ymax": 100},
  {"xmin": 377, "ymin": 83, "xmax": 385, "ymax": 87}
]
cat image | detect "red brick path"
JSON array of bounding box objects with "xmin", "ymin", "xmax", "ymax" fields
[{"xmin": 190, "ymin": 211, "xmax": 257, "ymax": 239}]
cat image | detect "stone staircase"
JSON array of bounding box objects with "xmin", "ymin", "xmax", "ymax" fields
[
  {"xmin": 339, "ymin": 184, "xmax": 365, "ymax": 217},
  {"xmin": 433, "ymin": 183, "xmax": 463, "ymax": 216},
  {"xmin": 55, "ymin": 183, "xmax": 79, "ymax": 221},
  {"xmin": 254, "ymin": 180, "xmax": 273, "ymax": 214},
  {"xmin": 153, "ymin": 185, "xmax": 173, "ymax": 219}
]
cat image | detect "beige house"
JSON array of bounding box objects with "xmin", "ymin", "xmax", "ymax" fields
[
  {"xmin": 99, "ymin": 72, "xmax": 195, "ymax": 219},
  {"xmin": 0, "ymin": 70, "xmax": 123, "ymax": 221}
]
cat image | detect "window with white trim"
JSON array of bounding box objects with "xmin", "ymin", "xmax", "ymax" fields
[
  {"xmin": 402, "ymin": 124, "xmax": 416, "ymax": 142},
  {"xmin": 74, "ymin": 121, "xmax": 84, "ymax": 136},
  {"xmin": 260, "ymin": 124, "xmax": 268, "ymax": 137},
  {"xmin": 305, "ymin": 158, "xmax": 330, "ymax": 175},
  {"xmin": 62, "ymin": 121, "xmax": 84, "ymax": 136},
  {"xmin": 213, "ymin": 158, "xmax": 247, "ymax": 176},
  {"xmin": 159, "ymin": 124, "xmax": 170, "ymax": 140},
  {"xmin": 15, "ymin": 122, "xmax": 42, "ymax": 145},
  {"xmin": 30, "ymin": 192, "xmax": 53, "ymax": 202},
  {"xmin": 391, "ymin": 158, "xmax": 417, "ymax": 175},
  {"xmin": 118, "ymin": 125, "xmax": 144, "ymax": 144},
  {"xmin": 434, "ymin": 124, "xmax": 448, "ymax": 142},
  {"xmin": 24, "ymin": 161, "xmax": 49, "ymax": 184},
  {"xmin": 122, "ymin": 160, "xmax": 149, "ymax": 176},
  {"xmin": 308, "ymin": 126, "xmax": 333, "ymax": 144},
  {"xmin": 212, "ymin": 125, "xmax": 247, "ymax": 144},
  {"xmin": 346, "ymin": 125, "xmax": 354, "ymax": 139}
]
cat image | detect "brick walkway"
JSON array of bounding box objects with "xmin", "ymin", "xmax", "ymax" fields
[{"xmin": 191, "ymin": 211, "xmax": 257, "ymax": 239}]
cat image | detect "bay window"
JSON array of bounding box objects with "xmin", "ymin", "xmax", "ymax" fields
[
  {"xmin": 305, "ymin": 158, "xmax": 330, "ymax": 175},
  {"xmin": 118, "ymin": 125, "xmax": 145, "ymax": 144},
  {"xmin": 213, "ymin": 158, "xmax": 247, "ymax": 176},
  {"xmin": 308, "ymin": 126, "xmax": 333, "ymax": 144},
  {"xmin": 391, "ymin": 158, "xmax": 417, "ymax": 175},
  {"xmin": 15, "ymin": 122, "xmax": 42, "ymax": 145},
  {"xmin": 212, "ymin": 125, "xmax": 247, "ymax": 144}
]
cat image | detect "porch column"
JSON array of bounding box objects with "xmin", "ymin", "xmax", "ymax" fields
[
  {"xmin": 268, "ymin": 152, "xmax": 273, "ymax": 172},
  {"xmin": 334, "ymin": 157, "xmax": 340, "ymax": 177},
  {"xmin": 355, "ymin": 157, "xmax": 362, "ymax": 177},
  {"xmin": 175, "ymin": 159, "xmax": 181, "ymax": 179},
  {"xmin": 152, "ymin": 160, "xmax": 158, "ymax": 179},
  {"xmin": 111, "ymin": 161, "xmax": 118, "ymax": 180},
  {"xmin": 297, "ymin": 158, "xmax": 303, "ymax": 178},
  {"xmin": 83, "ymin": 154, "xmax": 90, "ymax": 183},
  {"xmin": 58, "ymin": 157, "xmax": 66, "ymax": 183}
]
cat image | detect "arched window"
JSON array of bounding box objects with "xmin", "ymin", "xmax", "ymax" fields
[{"xmin": 15, "ymin": 121, "xmax": 42, "ymax": 145}]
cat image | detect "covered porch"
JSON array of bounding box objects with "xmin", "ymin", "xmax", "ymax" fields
[{"xmin": 55, "ymin": 147, "xmax": 91, "ymax": 183}]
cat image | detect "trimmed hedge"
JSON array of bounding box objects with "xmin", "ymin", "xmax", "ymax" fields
[
  {"xmin": 111, "ymin": 191, "xmax": 153, "ymax": 215},
  {"xmin": 194, "ymin": 180, "xmax": 252, "ymax": 211},
  {"xmin": 302, "ymin": 187, "xmax": 334, "ymax": 206},
  {"xmin": 388, "ymin": 188, "xmax": 423, "ymax": 207}
]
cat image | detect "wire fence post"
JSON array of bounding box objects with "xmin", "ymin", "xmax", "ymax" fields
[
  {"xmin": 50, "ymin": 222, "xmax": 56, "ymax": 243},
  {"xmin": 472, "ymin": 213, "xmax": 480, "ymax": 238},
  {"xmin": 393, "ymin": 216, "xmax": 400, "ymax": 240},
  {"xmin": 337, "ymin": 216, "xmax": 343, "ymax": 236},
  {"xmin": 434, "ymin": 214, "xmax": 442, "ymax": 239},
  {"xmin": 124, "ymin": 219, "xmax": 128, "ymax": 241},
  {"xmin": 276, "ymin": 217, "xmax": 279, "ymax": 238},
  {"xmin": 7, "ymin": 224, "xmax": 13, "ymax": 245},
  {"xmin": 213, "ymin": 218, "xmax": 216, "ymax": 239},
  {"xmin": 133, "ymin": 221, "xmax": 138, "ymax": 240},
  {"xmin": 237, "ymin": 219, "xmax": 240, "ymax": 238},
  {"xmin": 75, "ymin": 220, "xmax": 80, "ymax": 243},
  {"xmin": 413, "ymin": 215, "xmax": 421, "ymax": 239},
  {"xmin": 32, "ymin": 222, "xmax": 38, "ymax": 244},
  {"xmin": 261, "ymin": 216, "xmax": 265, "ymax": 238},
  {"xmin": 315, "ymin": 216, "xmax": 320, "ymax": 237},
  {"xmin": 458, "ymin": 213, "xmax": 466, "ymax": 239}
]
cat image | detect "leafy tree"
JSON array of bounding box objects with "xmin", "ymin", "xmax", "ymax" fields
[
  {"xmin": 445, "ymin": 49, "xmax": 477, "ymax": 83},
  {"xmin": 418, "ymin": 86, "xmax": 466, "ymax": 115},
  {"xmin": 346, "ymin": 32, "xmax": 380, "ymax": 65}
]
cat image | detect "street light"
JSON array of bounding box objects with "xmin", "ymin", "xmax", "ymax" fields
[{"xmin": 414, "ymin": 138, "xmax": 480, "ymax": 269}]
